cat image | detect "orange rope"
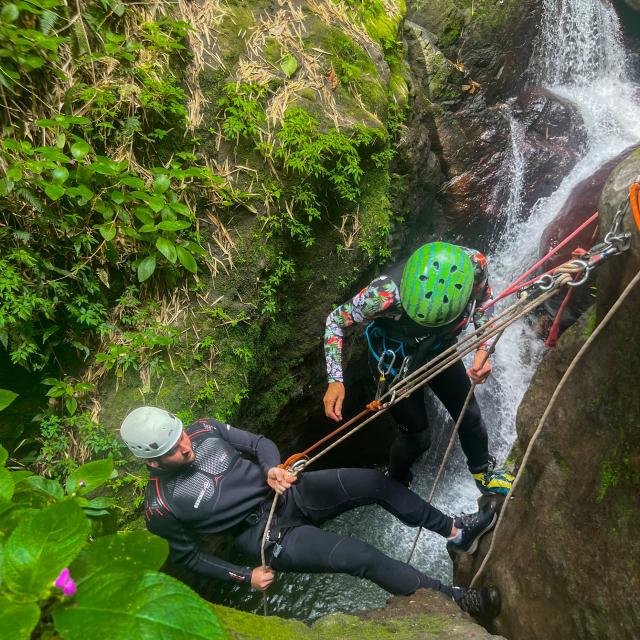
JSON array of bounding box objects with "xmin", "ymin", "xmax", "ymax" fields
[
  {"xmin": 281, "ymin": 401, "xmax": 384, "ymax": 470},
  {"xmin": 630, "ymin": 183, "xmax": 640, "ymax": 231}
]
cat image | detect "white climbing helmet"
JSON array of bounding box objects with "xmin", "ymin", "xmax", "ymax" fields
[{"xmin": 120, "ymin": 406, "xmax": 183, "ymax": 458}]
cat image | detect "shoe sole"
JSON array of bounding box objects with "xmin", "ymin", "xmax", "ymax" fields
[{"xmin": 452, "ymin": 512, "xmax": 498, "ymax": 555}]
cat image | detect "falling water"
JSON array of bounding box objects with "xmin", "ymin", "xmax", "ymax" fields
[{"xmin": 215, "ymin": 0, "xmax": 640, "ymax": 621}]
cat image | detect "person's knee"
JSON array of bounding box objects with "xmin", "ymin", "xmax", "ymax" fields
[
  {"xmin": 328, "ymin": 538, "xmax": 377, "ymax": 577},
  {"xmin": 337, "ymin": 468, "xmax": 386, "ymax": 499}
]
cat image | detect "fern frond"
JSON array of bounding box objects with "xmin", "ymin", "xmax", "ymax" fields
[{"xmin": 40, "ymin": 10, "xmax": 59, "ymax": 36}]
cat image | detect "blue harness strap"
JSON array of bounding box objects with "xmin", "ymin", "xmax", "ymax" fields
[{"xmin": 365, "ymin": 323, "xmax": 407, "ymax": 377}]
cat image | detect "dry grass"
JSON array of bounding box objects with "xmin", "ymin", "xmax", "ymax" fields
[{"xmin": 177, "ymin": 0, "xmax": 228, "ymax": 129}]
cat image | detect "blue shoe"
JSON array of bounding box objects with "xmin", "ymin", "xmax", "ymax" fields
[{"xmin": 448, "ymin": 505, "xmax": 497, "ymax": 555}]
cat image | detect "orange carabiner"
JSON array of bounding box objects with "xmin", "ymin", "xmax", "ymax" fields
[{"xmin": 629, "ymin": 182, "xmax": 640, "ymax": 231}]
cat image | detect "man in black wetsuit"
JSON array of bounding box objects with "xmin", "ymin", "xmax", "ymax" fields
[{"xmin": 119, "ymin": 406, "xmax": 501, "ymax": 617}]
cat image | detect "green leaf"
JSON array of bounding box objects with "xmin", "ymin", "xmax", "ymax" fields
[
  {"xmin": 55, "ymin": 133, "xmax": 66, "ymax": 149},
  {"xmin": 6, "ymin": 164, "xmax": 22, "ymax": 181},
  {"xmin": 138, "ymin": 224, "xmax": 157, "ymax": 234},
  {"xmin": 0, "ymin": 468, "xmax": 14, "ymax": 504},
  {"xmin": 71, "ymin": 531, "xmax": 168, "ymax": 585},
  {"xmin": 156, "ymin": 237, "xmax": 177, "ymax": 263},
  {"xmin": 0, "ymin": 389, "xmax": 18, "ymax": 412},
  {"xmin": 66, "ymin": 458, "xmax": 113, "ymax": 496},
  {"xmin": 120, "ymin": 176, "xmax": 145, "ymax": 190},
  {"xmin": 45, "ymin": 183, "xmax": 65, "ymax": 201},
  {"xmin": 153, "ymin": 174, "xmax": 170, "ymax": 194},
  {"xmin": 157, "ymin": 220, "xmax": 190, "ymax": 232},
  {"xmin": 3, "ymin": 500, "xmax": 90, "ymax": 598},
  {"xmin": 177, "ymin": 246, "xmax": 198, "ymax": 273},
  {"xmin": 110, "ymin": 190, "xmax": 125, "ymax": 204},
  {"xmin": 1, "ymin": 3, "xmax": 19, "ymax": 23},
  {"xmin": 36, "ymin": 147, "xmax": 70, "ymax": 163},
  {"xmin": 70, "ymin": 141, "xmax": 91, "ymax": 160},
  {"xmin": 169, "ymin": 201, "xmax": 191, "ymax": 216},
  {"xmin": 0, "ymin": 444, "xmax": 7, "ymax": 466},
  {"xmin": 52, "ymin": 167, "xmax": 69, "ymax": 184},
  {"xmin": 148, "ymin": 194, "xmax": 165, "ymax": 213},
  {"xmin": 65, "ymin": 396, "xmax": 78, "ymax": 415},
  {"xmin": 137, "ymin": 255, "xmax": 157, "ymax": 282},
  {"xmin": 16, "ymin": 476, "xmax": 64, "ymax": 501},
  {"xmin": 53, "ymin": 571, "xmax": 225, "ymax": 640},
  {"xmin": 82, "ymin": 496, "xmax": 114, "ymax": 509},
  {"xmin": 0, "ymin": 596, "xmax": 40, "ymax": 640},
  {"xmin": 280, "ymin": 53, "xmax": 298, "ymax": 78},
  {"xmin": 134, "ymin": 207, "xmax": 154, "ymax": 226},
  {"xmin": 98, "ymin": 222, "xmax": 117, "ymax": 242}
]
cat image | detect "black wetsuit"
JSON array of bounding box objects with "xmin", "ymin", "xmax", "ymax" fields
[{"xmin": 145, "ymin": 420, "xmax": 454, "ymax": 596}]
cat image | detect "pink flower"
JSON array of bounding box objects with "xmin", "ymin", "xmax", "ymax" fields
[{"xmin": 54, "ymin": 568, "xmax": 77, "ymax": 597}]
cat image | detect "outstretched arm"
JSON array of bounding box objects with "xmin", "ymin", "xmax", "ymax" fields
[
  {"xmin": 323, "ymin": 276, "xmax": 400, "ymax": 420},
  {"xmin": 467, "ymin": 249, "xmax": 495, "ymax": 383}
]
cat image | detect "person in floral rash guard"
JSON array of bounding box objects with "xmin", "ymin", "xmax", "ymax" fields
[{"xmin": 322, "ymin": 242, "xmax": 513, "ymax": 494}]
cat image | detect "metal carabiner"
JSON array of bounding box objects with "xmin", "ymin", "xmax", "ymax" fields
[
  {"xmin": 377, "ymin": 349, "xmax": 397, "ymax": 377},
  {"xmin": 566, "ymin": 259, "xmax": 590, "ymax": 288},
  {"xmin": 289, "ymin": 457, "xmax": 309, "ymax": 474},
  {"xmin": 534, "ymin": 274, "xmax": 555, "ymax": 291},
  {"xmin": 604, "ymin": 231, "xmax": 632, "ymax": 254}
]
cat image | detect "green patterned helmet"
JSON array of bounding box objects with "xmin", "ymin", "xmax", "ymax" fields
[{"xmin": 400, "ymin": 242, "xmax": 474, "ymax": 327}]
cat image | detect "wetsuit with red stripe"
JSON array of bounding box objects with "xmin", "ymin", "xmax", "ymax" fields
[
  {"xmin": 144, "ymin": 420, "xmax": 459, "ymax": 596},
  {"xmin": 145, "ymin": 420, "xmax": 279, "ymax": 585}
]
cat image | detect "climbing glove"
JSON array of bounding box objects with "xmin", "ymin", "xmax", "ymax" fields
[{"xmin": 472, "ymin": 467, "xmax": 514, "ymax": 496}]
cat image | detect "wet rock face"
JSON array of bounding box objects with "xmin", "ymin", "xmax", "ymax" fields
[
  {"xmin": 404, "ymin": 1, "xmax": 587, "ymax": 237},
  {"xmin": 417, "ymin": 89, "xmax": 586, "ymax": 235},
  {"xmin": 453, "ymin": 151, "xmax": 640, "ymax": 640}
]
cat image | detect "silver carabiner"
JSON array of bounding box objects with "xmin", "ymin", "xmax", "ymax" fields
[
  {"xmin": 377, "ymin": 349, "xmax": 397, "ymax": 376},
  {"xmin": 289, "ymin": 457, "xmax": 308, "ymax": 474},
  {"xmin": 566, "ymin": 259, "xmax": 590, "ymax": 288},
  {"xmin": 534, "ymin": 274, "xmax": 555, "ymax": 291}
]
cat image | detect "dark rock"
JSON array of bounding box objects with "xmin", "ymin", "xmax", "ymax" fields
[{"xmin": 453, "ymin": 151, "xmax": 640, "ymax": 639}]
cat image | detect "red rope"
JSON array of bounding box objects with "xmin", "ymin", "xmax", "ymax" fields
[
  {"xmin": 545, "ymin": 287, "xmax": 573, "ymax": 348},
  {"xmin": 480, "ymin": 211, "xmax": 599, "ymax": 313}
]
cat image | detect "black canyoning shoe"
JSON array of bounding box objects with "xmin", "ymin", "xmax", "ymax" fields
[
  {"xmin": 448, "ymin": 504, "xmax": 497, "ymax": 555},
  {"xmin": 452, "ymin": 585, "xmax": 501, "ymax": 619}
]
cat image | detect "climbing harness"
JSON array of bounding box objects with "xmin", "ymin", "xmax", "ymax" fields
[{"xmin": 259, "ymin": 182, "xmax": 637, "ymax": 613}]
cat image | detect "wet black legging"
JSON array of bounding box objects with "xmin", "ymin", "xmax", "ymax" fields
[
  {"xmin": 269, "ymin": 468, "xmax": 454, "ymax": 596},
  {"xmin": 388, "ymin": 357, "xmax": 489, "ymax": 482}
]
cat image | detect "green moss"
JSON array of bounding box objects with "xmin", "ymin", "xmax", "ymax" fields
[
  {"xmin": 357, "ymin": 167, "xmax": 394, "ymax": 263},
  {"xmin": 582, "ymin": 307, "xmax": 597, "ymax": 338},
  {"xmin": 212, "ymin": 604, "xmax": 465, "ymax": 639},
  {"xmin": 597, "ymin": 459, "xmax": 620, "ymax": 502},
  {"xmin": 264, "ymin": 37, "xmax": 282, "ymax": 65},
  {"xmin": 212, "ymin": 603, "xmax": 316, "ymax": 640}
]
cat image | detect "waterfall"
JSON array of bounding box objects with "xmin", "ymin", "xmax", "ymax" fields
[{"xmin": 482, "ymin": 0, "xmax": 640, "ymax": 468}]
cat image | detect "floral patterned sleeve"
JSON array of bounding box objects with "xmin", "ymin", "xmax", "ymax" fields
[
  {"xmin": 324, "ymin": 276, "xmax": 401, "ymax": 383},
  {"xmin": 465, "ymin": 248, "xmax": 496, "ymax": 349}
]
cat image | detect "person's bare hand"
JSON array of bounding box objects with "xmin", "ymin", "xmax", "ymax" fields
[
  {"xmin": 251, "ymin": 566, "xmax": 275, "ymax": 591},
  {"xmin": 467, "ymin": 349, "xmax": 492, "ymax": 384},
  {"xmin": 323, "ymin": 381, "xmax": 345, "ymax": 421},
  {"xmin": 267, "ymin": 467, "xmax": 297, "ymax": 495}
]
